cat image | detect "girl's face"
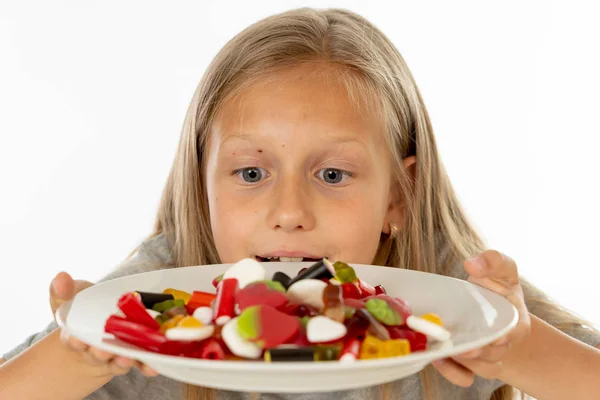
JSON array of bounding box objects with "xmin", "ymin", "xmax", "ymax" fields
[{"xmin": 205, "ymin": 65, "xmax": 403, "ymax": 264}]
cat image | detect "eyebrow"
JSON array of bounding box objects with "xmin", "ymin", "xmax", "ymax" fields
[{"xmin": 219, "ymin": 132, "xmax": 369, "ymax": 148}]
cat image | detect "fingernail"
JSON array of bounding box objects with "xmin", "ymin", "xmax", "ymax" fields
[
  {"xmin": 466, "ymin": 257, "xmax": 485, "ymax": 269},
  {"xmin": 51, "ymin": 279, "xmax": 59, "ymax": 294}
]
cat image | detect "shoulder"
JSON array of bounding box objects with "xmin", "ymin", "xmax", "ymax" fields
[{"xmin": 97, "ymin": 232, "xmax": 175, "ymax": 283}]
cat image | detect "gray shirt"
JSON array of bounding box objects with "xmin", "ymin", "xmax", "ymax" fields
[{"xmin": 5, "ymin": 234, "xmax": 600, "ymax": 399}]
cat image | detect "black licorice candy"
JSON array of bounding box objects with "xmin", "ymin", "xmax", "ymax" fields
[
  {"xmin": 264, "ymin": 345, "xmax": 341, "ymax": 362},
  {"xmin": 271, "ymin": 271, "xmax": 292, "ymax": 289},
  {"xmin": 134, "ymin": 291, "xmax": 175, "ymax": 309},
  {"xmin": 288, "ymin": 258, "xmax": 335, "ymax": 286}
]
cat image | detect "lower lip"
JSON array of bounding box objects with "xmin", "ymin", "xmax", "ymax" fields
[{"xmin": 255, "ymin": 256, "xmax": 322, "ymax": 262}]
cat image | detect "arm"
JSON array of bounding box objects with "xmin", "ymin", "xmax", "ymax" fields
[
  {"xmin": 499, "ymin": 314, "xmax": 600, "ymax": 400},
  {"xmin": 0, "ymin": 329, "xmax": 113, "ymax": 400}
]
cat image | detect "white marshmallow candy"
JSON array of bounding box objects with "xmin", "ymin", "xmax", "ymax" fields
[
  {"xmin": 406, "ymin": 315, "xmax": 451, "ymax": 342},
  {"xmin": 339, "ymin": 353, "xmax": 357, "ymax": 363},
  {"xmin": 221, "ymin": 317, "xmax": 262, "ymax": 359},
  {"xmin": 146, "ymin": 309, "xmax": 161, "ymax": 318},
  {"xmin": 286, "ymin": 279, "xmax": 327, "ymax": 311},
  {"xmin": 165, "ymin": 325, "xmax": 215, "ymax": 341},
  {"xmin": 306, "ymin": 316, "xmax": 347, "ymax": 343},
  {"xmin": 222, "ymin": 258, "xmax": 266, "ymax": 289},
  {"xmin": 192, "ymin": 307, "xmax": 213, "ymax": 325}
]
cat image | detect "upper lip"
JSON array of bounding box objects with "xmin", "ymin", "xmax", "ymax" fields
[{"xmin": 258, "ymin": 251, "xmax": 323, "ymax": 259}]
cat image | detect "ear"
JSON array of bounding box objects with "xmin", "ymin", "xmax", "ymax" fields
[{"xmin": 382, "ymin": 156, "xmax": 417, "ymax": 234}]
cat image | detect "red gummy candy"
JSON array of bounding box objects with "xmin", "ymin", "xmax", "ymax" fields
[
  {"xmin": 280, "ymin": 303, "xmax": 320, "ymax": 317},
  {"xmin": 345, "ymin": 314, "xmax": 369, "ymax": 339},
  {"xmin": 343, "ymin": 298, "xmax": 366, "ymax": 309},
  {"xmin": 287, "ymin": 324, "xmax": 311, "ymax": 347},
  {"xmin": 357, "ymin": 279, "xmax": 376, "ymax": 297},
  {"xmin": 374, "ymin": 284, "xmax": 387, "ymax": 295},
  {"xmin": 387, "ymin": 326, "xmax": 427, "ymax": 352},
  {"xmin": 341, "ymin": 282, "xmax": 362, "ymax": 299},
  {"xmin": 254, "ymin": 305, "xmax": 300, "ymax": 348},
  {"xmin": 235, "ymin": 282, "xmax": 288, "ymax": 311}
]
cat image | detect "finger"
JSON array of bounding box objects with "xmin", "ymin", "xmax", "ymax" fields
[
  {"xmin": 455, "ymin": 343, "xmax": 511, "ymax": 364},
  {"xmin": 50, "ymin": 272, "xmax": 76, "ymax": 315},
  {"xmin": 59, "ymin": 329, "xmax": 88, "ymax": 352},
  {"xmin": 108, "ymin": 357, "xmax": 136, "ymax": 376},
  {"xmin": 465, "ymin": 250, "xmax": 518, "ymax": 286},
  {"xmin": 431, "ymin": 358, "xmax": 475, "ymax": 387},
  {"xmin": 68, "ymin": 336, "xmax": 89, "ymax": 352},
  {"xmin": 452, "ymin": 356, "xmax": 504, "ymax": 380},
  {"xmin": 139, "ymin": 363, "xmax": 159, "ymax": 377},
  {"xmin": 88, "ymin": 346, "xmax": 115, "ymax": 363},
  {"xmin": 81, "ymin": 350, "xmax": 108, "ymax": 366}
]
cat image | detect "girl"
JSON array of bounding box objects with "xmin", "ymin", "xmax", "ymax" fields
[{"xmin": 1, "ymin": 7, "xmax": 599, "ymax": 400}]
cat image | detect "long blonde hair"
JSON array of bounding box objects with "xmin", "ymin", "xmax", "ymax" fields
[{"xmin": 135, "ymin": 7, "xmax": 593, "ymax": 400}]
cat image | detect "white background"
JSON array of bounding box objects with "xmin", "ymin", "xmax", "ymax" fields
[{"xmin": 1, "ymin": 0, "xmax": 599, "ymax": 357}]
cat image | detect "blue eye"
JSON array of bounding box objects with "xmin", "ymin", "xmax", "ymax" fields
[
  {"xmin": 235, "ymin": 167, "xmax": 267, "ymax": 183},
  {"xmin": 317, "ymin": 168, "xmax": 351, "ymax": 185}
]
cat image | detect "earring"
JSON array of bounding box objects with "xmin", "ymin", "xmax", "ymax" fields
[{"xmin": 389, "ymin": 223, "xmax": 399, "ymax": 238}]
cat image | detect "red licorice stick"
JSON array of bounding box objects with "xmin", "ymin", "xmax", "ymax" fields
[
  {"xmin": 213, "ymin": 278, "xmax": 238, "ymax": 325},
  {"xmin": 117, "ymin": 292, "xmax": 160, "ymax": 330},
  {"xmin": 185, "ymin": 290, "xmax": 217, "ymax": 314},
  {"xmin": 198, "ymin": 338, "xmax": 226, "ymax": 360},
  {"xmin": 357, "ymin": 279, "xmax": 376, "ymax": 298},
  {"xmin": 340, "ymin": 337, "xmax": 361, "ymax": 361},
  {"xmin": 212, "ymin": 274, "xmax": 224, "ymax": 289},
  {"xmin": 105, "ymin": 315, "xmax": 166, "ymax": 352}
]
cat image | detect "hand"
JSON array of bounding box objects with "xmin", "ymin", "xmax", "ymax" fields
[
  {"xmin": 431, "ymin": 250, "xmax": 531, "ymax": 386},
  {"xmin": 50, "ymin": 271, "xmax": 158, "ymax": 377}
]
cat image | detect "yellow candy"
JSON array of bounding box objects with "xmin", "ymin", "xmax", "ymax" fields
[
  {"xmin": 160, "ymin": 315, "xmax": 185, "ymax": 333},
  {"xmin": 177, "ymin": 316, "xmax": 203, "ymax": 328},
  {"xmin": 163, "ymin": 288, "xmax": 192, "ymax": 304},
  {"xmin": 359, "ymin": 335, "xmax": 411, "ymax": 360},
  {"xmin": 383, "ymin": 338, "xmax": 410, "ymax": 357},
  {"xmin": 420, "ymin": 313, "xmax": 443, "ymax": 326}
]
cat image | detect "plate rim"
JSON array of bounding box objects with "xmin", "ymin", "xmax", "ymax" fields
[{"xmin": 56, "ymin": 262, "xmax": 519, "ymax": 371}]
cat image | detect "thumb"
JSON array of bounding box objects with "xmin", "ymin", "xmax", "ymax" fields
[{"xmin": 50, "ymin": 272, "xmax": 93, "ymax": 316}]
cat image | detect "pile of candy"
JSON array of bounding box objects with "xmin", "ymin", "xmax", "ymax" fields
[{"xmin": 104, "ymin": 258, "xmax": 451, "ymax": 362}]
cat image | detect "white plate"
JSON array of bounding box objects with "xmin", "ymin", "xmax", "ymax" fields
[{"xmin": 56, "ymin": 262, "xmax": 518, "ymax": 393}]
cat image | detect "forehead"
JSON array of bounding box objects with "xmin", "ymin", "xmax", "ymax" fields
[{"xmin": 210, "ymin": 64, "xmax": 386, "ymax": 146}]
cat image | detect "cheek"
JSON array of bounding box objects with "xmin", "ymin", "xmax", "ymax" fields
[
  {"xmin": 321, "ymin": 195, "xmax": 387, "ymax": 264},
  {"xmin": 209, "ymin": 190, "xmax": 259, "ymax": 263}
]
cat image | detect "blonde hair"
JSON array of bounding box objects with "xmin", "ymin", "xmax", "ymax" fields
[{"xmin": 133, "ymin": 7, "xmax": 596, "ymax": 400}]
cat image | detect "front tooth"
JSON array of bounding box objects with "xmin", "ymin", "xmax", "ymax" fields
[{"xmin": 279, "ymin": 257, "xmax": 303, "ymax": 262}]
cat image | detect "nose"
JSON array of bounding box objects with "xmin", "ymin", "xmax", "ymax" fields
[{"xmin": 266, "ymin": 176, "xmax": 316, "ymax": 233}]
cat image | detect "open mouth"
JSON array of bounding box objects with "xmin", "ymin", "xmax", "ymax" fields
[{"xmin": 255, "ymin": 256, "xmax": 323, "ymax": 263}]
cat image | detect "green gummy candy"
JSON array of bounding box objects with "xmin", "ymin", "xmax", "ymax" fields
[
  {"xmin": 152, "ymin": 299, "xmax": 185, "ymax": 313},
  {"xmin": 344, "ymin": 306, "xmax": 356, "ymax": 319},
  {"xmin": 365, "ymin": 298, "xmax": 402, "ymax": 326},
  {"xmin": 333, "ymin": 262, "xmax": 357, "ymax": 283},
  {"xmin": 300, "ymin": 316, "xmax": 310, "ymax": 328},
  {"xmin": 237, "ymin": 305, "xmax": 261, "ymax": 341},
  {"xmin": 260, "ymin": 280, "xmax": 286, "ymax": 293},
  {"xmin": 155, "ymin": 314, "xmax": 170, "ymax": 324}
]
